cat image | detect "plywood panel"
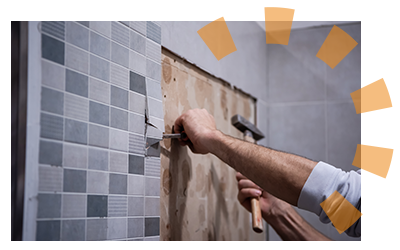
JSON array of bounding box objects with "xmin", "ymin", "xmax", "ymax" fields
[{"xmin": 160, "ymin": 49, "xmax": 265, "ymax": 241}]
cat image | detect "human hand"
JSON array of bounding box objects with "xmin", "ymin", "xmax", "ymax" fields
[{"xmin": 173, "ymin": 109, "xmax": 219, "ymax": 154}]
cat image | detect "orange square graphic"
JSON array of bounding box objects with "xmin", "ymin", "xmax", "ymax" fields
[
  {"xmin": 353, "ymin": 144, "xmax": 394, "ymax": 178},
  {"xmin": 316, "ymin": 25, "xmax": 358, "ymax": 69},
  {"xmin": 264, "ymin": 7, "xmax": 295, "ymax": 45}
]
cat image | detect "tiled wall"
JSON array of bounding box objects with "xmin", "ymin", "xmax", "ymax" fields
[{"xmin": 35, "ymin": 21, "xmax": 163, "ymax": 241}]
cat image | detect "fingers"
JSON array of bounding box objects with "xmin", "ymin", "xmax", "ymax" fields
[
  {"xmin": 238, "ymin": 179, "xmax": 262, "ymax": 191},
  {"xmin": 173, "ymin": 113, "xmax": 185, "ymax": 134},
  {"xmin": 237, "ymin": 188, "xmax": 262, "ymax": 205},
  {"xmin": 235, "ymin": 172, "xmax": 247, "ymax": 182}
]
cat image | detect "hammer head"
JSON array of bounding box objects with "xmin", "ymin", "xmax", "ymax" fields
[{"xmin": 231, "ymin": 114, "xmax": 265, "ymax": 141}]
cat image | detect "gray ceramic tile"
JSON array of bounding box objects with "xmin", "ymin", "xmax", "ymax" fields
[
  {"xmin": 145, "ymin": 177, "xmax": 160, "ymax": 197},
  {"xmin": 38, "ymin": 166, "xmax": 63, "ymax": 192},
  {"xmin": 89, "ymin": 77, "xmax": 110, "ymax": 104},
  {"xmin": 128, "ymin": 174, "xmax": 144, "ymax": 195},
  {"xmin": 146, "ymin": 78, "xmax": 162, "ymax": 100},
  {"xmin": 128, "ymin": 197, "xmax": 144, "ymax": 216},
  {"xmin": 111, "ymin": 42, "xmax": 129, "ymax": 68},
  {"xmin": 146, "ymin": 138, "xmax": 160, "ymax": 158},
  {"xmin": 41, "ymin": 87, "xmax": 64, "ymax": 115},
  {"xmin": 61, "ymin": 220, "xmax": 85, "ymax": 241},
  {"xmin": 327, "ymin": 102, "xmax": 361, "ymax": 172},
  {"xmin": 88, "ymin": 147, "xmax": 109, "ymax": 171},
  {"xmin": 77, "ymin": 21, "xmax": 89, "ymax": 27},
  {"xmin": 110, "ymin": 107, "xmax": 128, "ymax": 130},
  {"xmin": 42, "ymin": 34, "xmax": 64, "ymax": 65},
  {"xmin": 64, "ymin": 93, "xmax": 89, "ymax": 121},
  {"xmin": 129, "ymin": 91, "xmax": 146, "ymax": 115},
  {"xmin": 145, "ymin": 217, "xmax": 160, "ymax": 236},
  {"xmin": 130, "ymin": 50, "xmax": 146, "ymax": 75},
  {"xmin": 65, "ymin": 69, "xmax": 88, "ymax": 97},
  {"xmin": 146, "ymin": 39, "xmax": 161, "ymax": 63},
  {"xmin": 128, "ymin": 218, "xmax": 144, "ymax": 238},
  {"xmin": 90, "ymin": 21, "xmax": 111, "ymax": 37},
  {"xmin": 128, "ymin": 133, "xmax": 145, "ymax": 155},
  {"xmin": 269, "ymin": 104, "xmax": 326, "ymax": 162},
  {"xmin": 111, "ymin": 21, "xmax": 129, "ymax": 47},
  {"xmin": 37, "ymin": 193, "xmax": 61, "ymax": 218},
  {"xmin": 64, "ymin": 169, "xmax": 87, "ymax": 193},
  {"xmin": 89, "ymin": 124, "xmax": 109, "ymax": 148},
  {"xmin": 148, "ymin": 97, "xmax": 163, "ymax": 119},
  {"xmin": 64, "ymin": 118, "xmax": 87, "ymax": 145},
  {"xmin": 109, "ymin": 129, "xmax": 128, "ymax": 152},
  {"xmin": 108, "ymin": 218, "xmax": 127, "ymax": 240},
  {"xmin": 36, "ymin": 220, "xmax": 60, "ymax": 241},
  {"xmin": 90, "ymin": 54, "xmax": 110, "ymax": 82},
  {"xmin": 65, "ymin": 44, "xmax": 89, "ymax": 74},
  {"xmin": 42, "ymin": 60, "xmax": 65, "ymax": 90},
  {"xmin": 110, "ymin": 63, "xmax": 129, "ymax": 89},
  {"xmin": 129, "ymin": 154, "xmax": 144, "ymax": 175},
  {"xmin": 130, "ymin": 30, "xmax": 146, "ymax": 55},
  {"xmin": 129, "ymin": 71, "xmax": 146, "ymax": 95},
  {"xmin": 146, "ymin": 22, "xmax": 161, "ymax": 44},
  {"xmin": 90, "ymin": 31, "xmax": 110, "ymax": 59},
  {"xmin": 66, "ymin": 21, "xmax": 89, "ymax": 50},
  {"xmin": 89, "ymin": 100, "xmax": 109, "ymax": 126},
  {"xmin": 87, "ymin": 219, "xmax": 107, "ymax": 240},
  {"xmin": 87, "ymin": 170, "xmax": 109, "ymax": 194},
  {"xmin": 110, "ymin": 85, "xmax": 129, "ymax": 110},
  {"xmin": 146, "ymin": 59, "xmax": 161, "ymax": 82},
  {"xmin": 87, "ymin": 195, "xmax": 108, "ymax": 217},
  {"xmin": 147, "ymin": 116, "xmax": 164, "ymax": 133},
  {"xmin": 63, "ymin": 143, "xmax": 88, "ymax": 169},
  {"xmin": 145, "ymin": 197, "xmax": 160, "ymax": 217},
  {"xmin": 39, "ymin": 140, "xmax": 63, "ymax": 166},
  {"xmin": 130, "ymin": 21, "xmax": 146, "ymax": 36},
  {"xmin": 42, "ymin": 21, "xmax": 65, "ymax": 40},
  {"xmin": 110, "ymin": 151, "xmax": 128, "ymax": 173},
  {"xmin": 40, "ymin": 112, "xmax": 63, "ymax": 140},
  {"xmin": 129, "ymin": 113, "xmax": 145, "ymax": 135},
  {"xmin": 144, "ymin": 236, "xmax": 159, "ymax": 241},
  {"xmin": 109, "ymin": 173, "xmax": 127, "ymax": 194},
  {"xmin": 108, "ymin": 196, "xmax": 128, "ymax": 217},
  {"xmin": 145, "ymin": 157, "xmax": 160, "ymax": 177},
  {"xmin": 62, "ymin": 194, "xmax": 86, "ymax": 218}
]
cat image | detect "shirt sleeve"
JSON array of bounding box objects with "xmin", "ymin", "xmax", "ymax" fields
[{"xmin": 297, "ymin": 161, "xmax": 361, "ymax": 237}]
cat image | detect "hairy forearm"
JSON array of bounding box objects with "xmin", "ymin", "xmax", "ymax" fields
[{"xmin": 208, "ymin": 130, "xmax": 317, "ymax": 206}]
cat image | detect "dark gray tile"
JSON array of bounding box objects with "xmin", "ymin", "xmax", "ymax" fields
[
  {"xmin": 145, "ymin": 177, "xmax": 160, "ymax": 196},
  {"xmin": 61, "ymin": 220, "xmax": 85, "ymax": 241},
  {"xmin": 110, "ymin": 85, "xmax": 129, "ymax": 110},
  {"xmin": 108, "ymin": 218, "xmax": 127, "ymax": 240},
  {"xmin": 42, "ymin": 60, "xmax": 65, "ymax": 90},
  {"xmin": 128, "ymin": 175, "xmax": 144, "ymax": 195},
  {"xmin": 146, "ymin": 138, "xmax": 160, "ymax": 157},
  {"xmin": 128, "ymin": 197, "xmax": 144, "ymax": 216},
  {"xmin": 42, "ymin": 34, "xmax": 64, "ymax": 65},
  {"xmin": 109, "ymin": 173, "xmax": 127, "ymax": 194},
  {"xmin": 65, "ymin": 69, "xmax": 88, "ymax": 97},
  {"xmin": 130, "ymin": 71, "xmax": 146, "ymax": 95},
  {"xmin": 36, "ymin": 220, "xmax": 60, "ymax": 241},
  {"xmin": 40, "ymin": 112, "xmax": 63, "ymax": 140},
  {"xmin": 128, "ymin": 218, "xmax": 143, "ymax": 238},
  {"xmin": 62, "ymin": 194, "xmax": 86, "ymax": 218},
  {"xmin": 41, "ymin": 87, "xmax": 64, "ymax": 115},
  {"xmin": 77, "ymin": 21, "xmax": 89, "ymax": 27},
  {"xmin": 66, "ymin": 21, "xmax": 89, "ymax": 50},
  {"xmin": 111, "ymin": 21, "xmax": 129, "ymax": 47},
  {"xmin": 129, "ymin": 113, "xmax": 145, "ymax": 135},
  {"xmin": 89, "ymin": 101, "xmax": 109, "ymax": 126},
  {"xmin": 64, "ymin": 118, "xmax": 87, "ymax": 144},
  {"xmin": 110, "ymin": 107, "xmax": 128, "ymax": 130},
  {"xmin": 87, "ymin": 219, "xmax": 107, "ymax": 240},
  {"xmin": 129, "ymin": 91, "xmax": 146, "ymax": 114},
  {"xmin": 145, "ymin": 217, "xmax": 159, "ymax": 236},
  {"xmin": 146, "ymin": 22, "xmax": 161, "ymax": 44},
  {"xmin": 90, "ymin": 54, "xmax": 110, "ymax": 82},
  {"xmin": 130, "ymin": 30, "xmax": 146, "ymax": 55},
  {"xmin": 39, "ymin": 140, "xmax": 63, "ymax": 166},
  {"xmin": 42, "ymin": 21, "xmax": 65, "ymax": 40},
  {"xmin": 37, "ymin": 193, "xmax": 61, "ymax": 218},
  {"xmin": 87, "ymin": 195, "xmax": 108, "ymax": 217},
  {"xmin": 111, "ymin": 42, "xmax": 129, "ymax": 68},
  {"xmin": 64, "ymin": 169, "xmax": 87, "ymax": 193},
  {"xmin": 63, "ymin": 143, "xmax": 87, "ymax": 169},
  {"xmin": 129, "ymin": 154, "xmax": 144, "ymax": 175},
  {"xmin": 87, "ymin": 171, "xmax": 109, "ymax": 194},
  {"xmin": 88, "ymin": 148, "xmax": 109, "ymax": 171},
  {"xmin": 90, "ymin": 31, "xmax": 110, "ymax": 59},
  {"xmin": 146, "ymin": 59, "xmax": 161, "ymax": 82},
  {"xmin": 89, "ymin": 124, "xmax": 109, "ymax": 148}
]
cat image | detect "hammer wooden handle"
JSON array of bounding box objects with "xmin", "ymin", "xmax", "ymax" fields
[{"xmin": 243, "ymin": 134, "xmax": 263, "ymax": 233}]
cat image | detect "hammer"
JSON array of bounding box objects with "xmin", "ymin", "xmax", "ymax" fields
[{"xmin": 231, "ymin": 114, "xmax": 265, "ymax": 233}]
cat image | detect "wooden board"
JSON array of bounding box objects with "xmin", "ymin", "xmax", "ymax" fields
[{"xmin": 159, "ymin": 49, "xmax": 265, "ymax": 241}]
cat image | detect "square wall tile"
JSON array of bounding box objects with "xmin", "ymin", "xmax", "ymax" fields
[
  {"xmin": 130, "ymin": 21, "xmax": 146, "ymax": 36},
  {"xmin": 129, "ymin": 154, "xmax": 144, "ymax": 175},
  {"xmin": 111, "ymin": 42, "xmax": 129, "ymax": 68},
  {"xmin": 145, "ymin": 157, "xmax": 160, "ymax": 177},
  {"xmin": 130, "ymin": 50, "xmax": 146, "ymax": 75},
  {"xmin": 146, "ymin": 39, "xmax": 161, "ymax": 63},
  {"xmin": 88, "ymin": 147, "xmax": 109, "ymax": 171},
  {"xmin": 128, "ymin": 197, "xmax": 144, "ymax": 216},
  {"xmin": 109, "ymin": 173, "xmax": 127, "ymax": 194},
  {"xmin": 146, "ymin": 138, "xmax": 160, "ymax": 157},
  {"xmin": 62, "ymin": 194, "xmax": 86, "ymax": 218},
  {"xmin": 87, "ymin": 219, "xmax": 107, "ymax": 240},
  {"xmin": 145, "ymin": 217, "xmax": 160, "ymax": 237},
  {"xmin": 90, "ymin": 54, "xmax": 110, "ymax": 82},
  {"xmin": 42, "ymin": 21, "xmax": 65, "ymax": 40},
  {"xmin": 129, "ymin": 71, "xmax": 146, "ymax": 95},
  {"xmin": 110, "ymin": 85, "xmax": 129, "ymax": 110},
  {"xmin": 64, "ymin": 118, "xmax": 87, "ymax": 145},
  {"xmin": 146, "ymin": 22, "xmax": 161, "ymax": 44},
  {"xmin": 37, "ymin": 193, "xmax": 61, "ymax": 218},
  {"xmin": 129, "ymin": 113, "xmax": 145, "ymax": 135},
  {"xmin": 89, "ymin": 77, "xmax": 110, "ymax": 104},
  {"xmin": 128, "ymin": 133, "xmax": 145, "ymax": 155},
  {"xmin": 41, "ymin": 87, "xmax": 64, "ymax": 115},
  {"xmin": 111, "ymin": 21, "xmax": 129, "ymax": 47},
  {"xmin": 146, "ymin": 78, "xmax": 162, "ymax": 100},
  {"xmin": 110, "ymin": 151, "xmax": 128, "ymax": 173},
  {"xmin": 108, "ymin": 196, "xmax": 128, "ymax": 217},
  {"xmin": 146, "ymin": 59, "xmax": 161, "ymax": 82},
  {"xmin": 145, "ymin": 177, "xmax": 160, "ymax": 196},
  {"xmin": 110, "ymin": 63, "xmax": 129, "ymax": 89},
  {"xmin": 38, "ymin": 166, "xmax": 63, "ymax": 192},
  {"xmin": 42, "ymin": 34, "xmax": 64, "ymax": 65},
  {"xmin": 61, "ymin": 220, "xmax": 85, "ymax": 241},
  {"xmin": 108, "ymin": 218, "xmax": 127, "ymax": 240},
  {"xmin": 110, "ymin": 107, "xmax": 128, "ymax": 130},
  {"xmin": 89, "ymin": 100, "xmax": 109, "ymax": 126},
  {"xmin": 65, "ymin": 93, "xmax": 89, "ymax": 121},
  {"xmin": 88, "ymin": 124, "xmax": 109, "ymax": 148},
  {"xmin": 90, "ymin": 31, "xmax": 110, "ymax": 60},
  {"xmin": 128, "ymin": 218, "xmax": 144, "ymax": 238},
  {"xmin": 87, "ymin": 195, "xmax": 108, "ymax": 217},
  {"xmin": 63, "ymin": 143, "xmax": 87, "ymax": 169},
  {"xmin": 129, "ymin": 91, "xmax": 146, "ymax": 115},
  {"xmin": 87, "ymin": 171, "xmax": 109, "ymax": 194},
  {"xmin": 63, "ymin": 169, "xmax": 87, "ymax": 193},
  {"xmin": 77, "ymin": 21, "xmax": 89, "ymax": 27},
  {"xmin": 146, "ymin": 124, "xmax": 162, "ymax": 139},
  {"xmin": 36, "ymin": 220, "xmax": 60, "ymax": 241},
  {"xmin": 66, "ymin": 21, "xmax": 89, "ymax": 50},
  {"xmin": 65, "ymin": 44, "xmax": 89, "ymax": 74},
  {"xmin": 40, "ymin": 112, "xmax": 63, "ymax": 140},
  {"xmin": 145, "ymin": 197, "xmax": 160, "ymax": 216},
  {"xmin": 128, "ymin": 174, "xmax": 144, "ymax": 195},
  {"xmin": 148, "ymin": 97, "xmax": 163, "ymax": 119},
  {"xmin": 65, "ymin": 69, "xmax": 88, "ymax": 97},
  {"xmin": 90, "ymin": 21, "xmax": 111, "ymax": 38},
  {"xmin": 109, "ymin": 128, "xmax": 128, "ymax": 152},
  {"xmin": 130, "ymin": 30, "xmax": 146, "ymax": 55},
  {"xmin": 39, "ymin": 140, "xmax": 63, "ymax": 166},
  {"xmin": 42, "ymin": 60, "xmax": 65, "ymax": 90}
]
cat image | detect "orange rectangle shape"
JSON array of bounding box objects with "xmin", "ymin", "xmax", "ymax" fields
[
  {"xmin": 352, "ymin": 144, "xmax": 394, "ymax": 178},
  {"xmin": 264, "ymin": 7, "xmax": 294, "ymax": 45}
]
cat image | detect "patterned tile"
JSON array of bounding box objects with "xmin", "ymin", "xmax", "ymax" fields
[
  {"xmin": 129, "ymin": 21, "xmax": 146, "ymax": 36},
  {"xmin": 146, "ymin": 39, "xmax": 161, "ymax": 63},
  {"xmin": 111, "ymin": 21, "xmax": 129, "ymax": 47},
  {"xmin": 110, "ymin": 63, "xmax": 129, "ymax": 89},
  {"xmin": 38, "ymin": 166, "xmax": 63, "ymax": 192},
  {"xmin": 108, "ymin": 196, "xmax": 128, "ymax": 217},
  {"xmin": 128, "ymin": 133, "xmax": 145, "ymax": 155},
  {"xmin": 40, "ymin": 112, "xmax": 63, "ymax": 140},
  {"xmin": 64, "ymin": 93, "xmax": 89, "ymax": 121},
  {"xmin": 42, "ymin": 21, "xmax": 65, "ymax": 40},
  {"xmin": 146, "ymin": 22, "xmax": 161, "ymax": 44},
  {"xmin": 145, "ymin": 157, "xmax": 160, "ymax": 177}
]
